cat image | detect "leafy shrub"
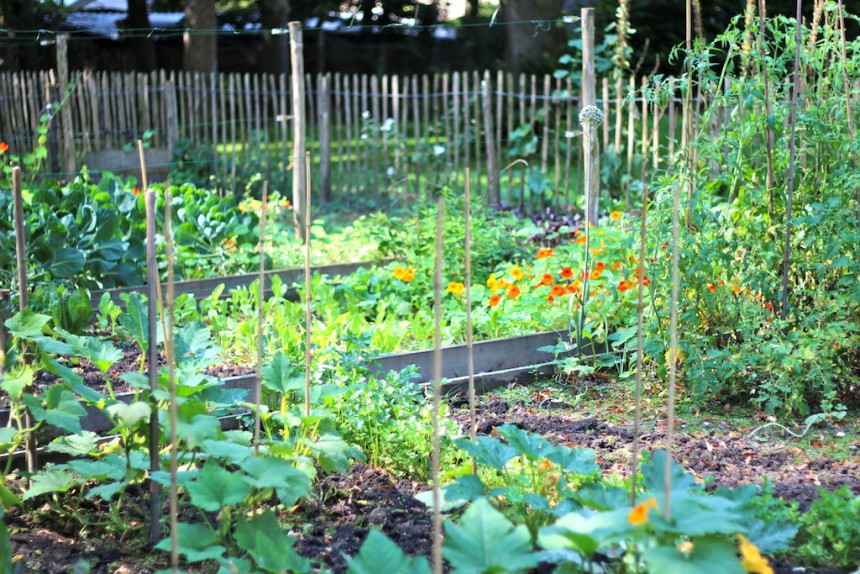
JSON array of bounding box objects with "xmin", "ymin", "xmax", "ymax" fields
[{"xmin": 794, "ymin": 486, "xmax": 860, "ymax": 570}]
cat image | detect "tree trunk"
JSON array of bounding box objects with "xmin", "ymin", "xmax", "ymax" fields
[
  {"xmin": 184, "ymin": 0, "xmax": 217, "ymax": 72},
  {"xmin": 127, "ymin": 0, "xmax": 157, "ymax": 71},
  {"xmin": 259, "ymin": 0, "xmax": 290, "ymax": 73},
  {"xmin": 500, "ymin": 0, "xmax": 566, "ymax": 73},
  {"xmin": 468, "ymin": 0, "xmax": 480, "ymax": 19}
]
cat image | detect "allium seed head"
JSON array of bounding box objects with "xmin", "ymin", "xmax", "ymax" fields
[{"xmin": 579, "ymin": 105, "xmax": 604, "ymax": 128}]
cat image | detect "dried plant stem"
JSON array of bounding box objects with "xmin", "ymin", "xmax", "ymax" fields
[
  {"xmin": 464, "ymin": 169, "xmax": 477, "ymax": 473},
  {"xmin": 836, "ymin": 0, "xmax": 856, "ymax": 168},
  {"xmin": 254, "ymin": 184, "xmax": 268, "ymax": 455},
  {"xmin": 781, "ymin": 0, "xmax": 803, "ymax": 320},
  {"xmin": 431, "ymin": 198, "xmax": 445, "ymax": 574},
  {"xmin": 758, "ymin": 0, "xmax": 776, "ymax": 220},
  {"xmin": 144, "ymin": 186, "xmax": 161, "ymax": 546},
  {"xmin": 304, "ymin": 153, "xmax": 312, "ymax": 418},
  {"xmin": 631, "ymin": 182, "xmax": 649, "ymax": 506},
  {"xmin": 164, "ymin": 190, "xmax": 179, "ymax": 573}
]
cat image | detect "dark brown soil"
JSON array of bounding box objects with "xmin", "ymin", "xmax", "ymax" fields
[{"xmin": 7, "ymin": 383, "xmax": 858, "ymax": 573}]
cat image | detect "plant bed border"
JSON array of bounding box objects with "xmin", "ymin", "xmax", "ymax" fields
[
  {"xmin": 0, "ymin": 329, "xmax": 582, "ymax": 464},
  {"xmin": 89, "ymin": 260, "xmax": 385, "ymax": 309}
]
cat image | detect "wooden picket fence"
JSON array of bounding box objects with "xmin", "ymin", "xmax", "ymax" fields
[{"xmin": 0, "ymin": 68, "xmax": 688, "ymax": 212}]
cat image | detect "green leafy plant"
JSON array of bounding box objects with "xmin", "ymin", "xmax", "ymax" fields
[{"xmin": 793, "ymin": 486, "xmax": 860, "ymax": 569}]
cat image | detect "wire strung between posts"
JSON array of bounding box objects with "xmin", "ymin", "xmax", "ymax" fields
[
  {"xmin": 431, "ymin": 197, "xmax": 445, "ymax": 574},
  {"xmin": 0, "ymin": 16, "xmax": 580, "ymax": 43},
  {"xmin": 254, "ymin": 183, "xmax": 268, "ymax": 456},
  {"xmin": 164, "ymin": 188, "xmax": 179, "ymax": 574},
  {"xmin": 464, "ymin": 168, "xmax": 477, "ymax": 473},
  {"xmin": 631, "ymin": 184, "xmax": 649, "ymax": 506}
]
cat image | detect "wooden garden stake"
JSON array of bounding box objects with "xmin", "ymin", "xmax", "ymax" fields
[
  {"xmin": 631, "ymin": 184, "xmax": 649, "ymax": 505},
  {"xmin": 464, "ymin": 169, "xmax": 477, "ymax": 473},
  {"xmin": 665, "ymin": 176, "xmax": 680, "ymax": 520},
  {"xmin": 431, "ymin": 197, "xmax": 445, "ymax": 574},
  {"xmin": 144, "ymin": 186, "xmax": 161, "ymax": 545},
  {"xmin": 12, "ymin": 166, "xmax": 37, "ymax": 474},
  {"xmin": 581, "ymin": 7, "xmax": 600, "ymax": 226},
  {"xmin": 255, "ymin": 183, "xmax": 269, "ymax": 455},
  {"xmin": 164, "ymin": 189, "xmax": 179, "ymax": 573},
  {"xmin": 304, "ymin": 153, "xmax": 312, "ymax": 418},
  {"xmin": 782, "ymin": 0, "xmax": 803, "ymax": 319},
  {"xmin": 684, "ymin": 0, "xmax": 695, "ymax": 228},
  {"xmin": 289, "ymin": 21, "xmax": 307, "ymax": 239}
]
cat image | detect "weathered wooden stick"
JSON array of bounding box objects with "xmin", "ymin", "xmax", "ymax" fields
[
  {"xmin": 431, "ymin": 197, "xmax": 445, "ymax": 574},
  {"xmin": 304, "ymin": 153, "xmax": 312, "ymax": 418},
  {"xmin": 144, "ymin": 186, "xmax": 161, "ymax": 545},
  {"xmin": 464, "ymin": 169, "xmax": 476, "ymax": 473},
  {"xmin": 255, "ymin": 183, "xmax": 268, "ymax": 454},
  {"xmin": 164, "ymin": 188, "xmax": 179, "ymax": 573},
  {"xmin": 289, "ymin": 21, "xmax": 307, "ymax": 239},
  {"xmin": 13, "ymin": 167, "xmax": 37, "ymax": 475}
]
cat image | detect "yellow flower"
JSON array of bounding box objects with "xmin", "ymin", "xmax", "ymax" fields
[
  {"xmin": 446, "ymin": 282, "xmax": 466, "ymax": 296},
  {"xmin": 394, "ymin": 266, "xmax": 415, "ymax": 282},
  {"xmin": 737, "ymin": 535, "xmax": 774, "ymax": 574},
  {"xmin": 610, "ymin": 210, "xmax": 623, "ymax": 221},
  {"xmin": 628, "ymin": 497, "xmax": 658, "ymax": 526},
  {"xmin": 487, "ymin": 273, "xmax": 499, "ymax": 292},
  {"xmin": 511, "ymin": 266, "xmax": 525, "ymax": 281},
  {"xmin": 665, "ymin": 346, "xmax": 685, "ymax": 366},
  {"xmin": 393, "ymin": 267, "xmax": 406, "ymax": 280}
]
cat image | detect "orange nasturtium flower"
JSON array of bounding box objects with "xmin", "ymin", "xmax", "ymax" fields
[
  {"xmin": 536, "ymin": 247, "xmax": 555, "ymax": 259},
  {"xmin": 610, "ymin": 210, "xmax": 623, "ymax": 221},
  {"xmin": 511, "ymin": 266, "xmax": 525, "ymax": 281},
  {"xmin": 536, "ymin": 273, "xmax": 554, "ymax": 287},
  {"xmin": 393, "ymin": 266, "xmax": 416, "ymax": 282},
  {"xmin": 706, "ymin": 283, "xmax": 716, "ymax": 293},
  {"xmin": 488, "ymin": 294, "xmax": 501, "ymax": 307},
  {"xmin": 550, "ymin": 284, "xmax": 566, "ymax": 297},
  {"xmin": 575, "ymin": 234, "xmax": 587, "ymax": 245},
  {"xmin": 595, "ymin": 261, "xmax": 605, "ymax": 272},
  {"xmin": 628, "ymin": 497, "xmax": 658, "ymax": 526},
  {"xmin": 590, "ymin": 269, "xmax": 603, "ymax": 280},
  {"xmin": 547, "ymin": 295, "xmax": 555, "ymax": 302},
  {"xmin": 617, "ymin": 280, "xmax": 630, "ymax": 292},
  {"xmin": 560, "ymin": 267, "xmax": 574, "ymax": 279},
  {"xmin": 565, "ymin": 284, "xmax": 577, "ymax": 294},
  {"xmin": 446, "ymin": 282, "xmax": 466, "ymax": 296},
  {"xmin": 223, "ymin": 237, "xmax": 236, "ymax": 248},
  {"xmin": 507, "ymin": 285, "xmax": 521, "ymax": 299},
  {"xmin": 0, "ymin": 141, "xmax": 8, "ymax": 153},
  {"xmin": 133, "ymin": 186, "xmax": 141, "ymax": 195},
  {"xmin": 732, "ymin": 283, "xmax": 741, "ymax": 294},
  {"xmin": 612, "ymin": 261, "xmax": 623, "ymax": 271},
  {"xmin": 737, "ymin": 535, "xmax": 774, "ymax": 574}
]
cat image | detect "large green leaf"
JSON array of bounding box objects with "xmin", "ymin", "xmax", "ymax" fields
[
  {"xmin": 50, "ymin": 247, "xmax": 86, "ymax": 278},
  {"xmin": 23, "ymin": 385, "xmax": 86, "ymax": 434},
  {"xmin": 306, "ymin": 433, "xmax": 363, "ymax": 473},
  {"xmin": 106, "ymin": 401, "xmax": 151, "ymax": 429},
  {"xmin": 241, "ymin": 457, "xmax": 311, "ymax": 506},
  {"xmin": 641, "ymin": 450, "xmax": 700, "ymax": 497},
  {"xmin": 23, "ymin": 469, "xmax": 80, "ymax": 500},
  {"xmin": 261, "ymin": 352, "xmax": 304, "ymax": 395},
  {"xmin": 56, "ymin": 329, "xmax": 124, "ymax": 374},
  {"xmin": 5, "ymin": 308, "xmax": 51, "ymax": 339},
  {"xmin": 0, "ymin": 485, "xmax": 21, "ymax": 510},
  {"xmin": 642, "ymin": 537, "xmax": 745, "ymax": 574},
  {"xmin": 67, "ymin": 454, "xmax": 126, "ymax": 482},
  {"xmin": 186, "ymin": 460, "xmax": 250, "ymax": 512},
  {"xmin": 497, "ymin": 424, "xmax": 555, "ymax": 461},
  {"xmin": 742, "ymin": 518, "xmax": 798, "ymax": 556},
  {"xmin": 0, "ymin": 366, "xmax": 33, "ymax": 400},
  {"xmin": 545, "ymin": 446, "xmax": 599, "ymax": 475},
  {"xmin": 455, "ymin": 436, "xmax": 518, "ymax": 471},
  {"xmin": 118, "ymin": 292, "xmax": 161, "ymax": 350},
  {"xmin": 155, "ymin": 522, "xmax": 225, "ymax": 563},
  {"xmin": 233, "ymin": 510, "xmax": 310, "ymax": 573},
  {"xmin": 347, "ymin": 530, "xmax": 431, "ymax": 574},
  {"xmin": 177, "ymin": 414, "xmax": 221, "ymax": 449},
  {"xmin": 443, "ymin": 498, "xmax": 540, "ymax": 574},
  {"xmin": 538, "ymin": 508, "xmax": 633, "ymax": 559}
]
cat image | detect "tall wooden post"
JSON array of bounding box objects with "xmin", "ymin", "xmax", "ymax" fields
[
  {"xmin": 481, "ymin": 79, "xmax": 499, "ymax": 207},
  {"xmin": 56, "ymin": 35, "xmax": 75, "ymax": 176},
  {"xmin": 289, "ymin": 21, "xmax": 307, "ymax": 239},
  {"xmin": 581, "ymin": 8, "xmax": 599, "ymax": 226},
  {"xmin": 318, "ymin": 74, "xmax": 332, "ymax": 203},
  {"xmin": 145, "ymin": 188, "xmax": 161, "ymax": 545}
]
